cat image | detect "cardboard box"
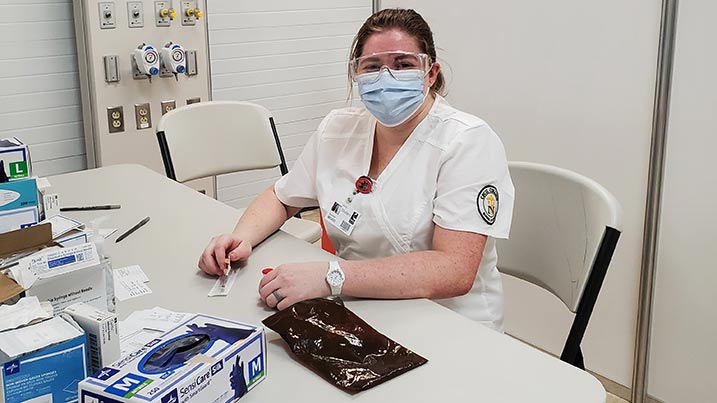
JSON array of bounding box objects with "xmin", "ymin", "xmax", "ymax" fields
[
  {"xmin": 0, "ymin": 223, "xmax": 55, "ymax": 304},
  {"xmin": 0, "ymin": 177, "xmax": 39, "ymax": 234},
  {"xmin": 65, "ymin": 303, "xmax": 120, "ymax": 375},
  {"xmin": 0, "ymin": 137, "xmax": 31, "ymax": 181},
  {"xmin": 0, "ymin": 315, "xmax": 88, "ymax": 403},
  {"xmin": 24, "ymin": 243, "xmax": 115, "ymax": 315},
  {"xmin": 0, "ymin": 222, "xmax": 53, "ymax": 261},
  {"xmin": 79, "ymin": 314, "xmax": 266, "ymax": 403}
]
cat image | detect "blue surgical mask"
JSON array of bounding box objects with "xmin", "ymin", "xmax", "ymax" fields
[{"xmin": 357, "ymin": 69, "xmax": 426, "ymax": 127}]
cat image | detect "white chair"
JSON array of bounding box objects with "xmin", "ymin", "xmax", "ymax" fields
[
  {"xmin": 155, "ymin": 101, "xmax": 322, "ymax": 244},
  {"xmin": 497, "ymin": 161, "xmax": 622, "ymax": 369}
]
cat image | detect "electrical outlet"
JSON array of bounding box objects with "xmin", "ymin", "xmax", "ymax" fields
[
  {"xmin": 134, "ymin": 103, "xmax": 152, "ymax": 129},
  {"xmin": 127, "ymin": 2, "xmax": 144, "ymax": 28},
  {"xmin": 98, "ymin": 2, "xmax": 116, "ymax": 29},
  {"xmin": 161, "ymin": 100, "xmax": 176, "ymax": 115},
  {"xmin": 186, "ymin": 97, "xmax": 200, "ymax": 105},
  {"xmin": 107, "ymin": 106, "xmax": 124, "ymax": 133}
]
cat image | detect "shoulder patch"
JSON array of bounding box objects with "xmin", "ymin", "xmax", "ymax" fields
[{"xmin": 477, "ymin": 185, "xmax": 499, "ymax": 225}]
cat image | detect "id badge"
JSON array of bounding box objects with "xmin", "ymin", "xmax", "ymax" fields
[{"xmin": 325, "ymin": 201, "xmax": 361, "ymax": 236}]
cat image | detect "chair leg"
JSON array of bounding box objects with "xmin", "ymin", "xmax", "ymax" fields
[
  {"xmin": 560, "ymin": 344, "xmax": 585, "ymax": 370},
  {"xmin": 560, "ymin": 227, "xmax": 620, "ymax": 371},
  {"xmin": 575, "ymin": 347, "xmax": 585, "ymax": 370}
]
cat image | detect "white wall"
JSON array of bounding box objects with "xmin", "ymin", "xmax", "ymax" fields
[
  {"xmin": 383, "ymin": 0, "xmax": 661, "ymax": 387},
  {"xmin": 0, "ymin": 0, "xmax": 86, "ymax": 176},
  {"xmin": 648, "ymin": 1, "xmax": 717, "ymax": 401},
  {"xmin": 0, "ymin": 0, "xmax": 368, "ymax": 184},
  {"xmin": 207, "ymin": 0, "xmax": 371, "ymax": 209}
]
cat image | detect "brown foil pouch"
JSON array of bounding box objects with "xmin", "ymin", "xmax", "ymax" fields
[{"xmin": 262, "ymin": 298, "xmax": 428, "ymax": 393}]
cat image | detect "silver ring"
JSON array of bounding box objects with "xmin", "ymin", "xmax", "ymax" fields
[{"xmin": 272, "ymin": 290, "xmax": 284, "ymax": 303}]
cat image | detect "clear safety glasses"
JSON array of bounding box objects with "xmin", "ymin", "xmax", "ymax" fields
[{"xmin": 349, "ymin": 51, "xmax": 432, "ymax": 83}]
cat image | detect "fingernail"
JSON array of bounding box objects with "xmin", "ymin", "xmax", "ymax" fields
[
  {"xmin": 262, "ymin": 268, "xmax": 273, "ymax": 275},
  {"xmin": 229, "ymin": 253, "xmax": 236, "ymax": 260}
]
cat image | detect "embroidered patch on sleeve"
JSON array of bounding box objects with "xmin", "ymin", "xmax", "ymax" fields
[{"xmin": 477, "ymin": 185, "xmax": 499, "ymax": 225}]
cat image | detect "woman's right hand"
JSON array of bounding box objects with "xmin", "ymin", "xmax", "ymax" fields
[{"xmin": 198, "ymin": 233, "xmax": 253, "ymax": 276}]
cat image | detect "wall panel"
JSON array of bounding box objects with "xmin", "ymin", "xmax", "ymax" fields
[
  {"xmin": 208, "ymin": 0, "xmax": 370, "ymax": 208},
  {"xmin": 0, "ymin": 0, "xmax": 86, "ymax": 176},
  {"xmin": 384, "ymin": 0, "xmax": 661, "ymax": 387},
  {"xmin": 648, "ymin": 1, "xmax": 717, "ymax": 401}
]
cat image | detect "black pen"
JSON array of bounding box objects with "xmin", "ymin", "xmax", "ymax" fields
[
  {"xmin": 115, "ymin": 216, "xmax": 151, "ymax": 243},
  {"xmin": 61, "ymin": 205, "xmax": 121, "ymax": 212}
]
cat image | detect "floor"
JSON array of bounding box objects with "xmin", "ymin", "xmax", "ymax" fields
[
  {"xmin": 608, "ymin": 394, "xmax": 629, "ymax": 403},
  {"xmin": 300, "ymin": 210, "xmax": 630, "ymax": 403}
]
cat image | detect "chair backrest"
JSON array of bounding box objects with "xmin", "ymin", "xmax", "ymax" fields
[
  {"xmin": 497, "ymin": 161, "xmax": 622, "ymax": 312},
  {"xmin": 498, "ymin": 161, "xmax": 622, "ymax": 368},
  {"xmin": 156, "ymin": 101, "xmax": 283, "ymax": 183}
]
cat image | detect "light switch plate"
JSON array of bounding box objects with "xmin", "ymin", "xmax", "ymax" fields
[
  {"xmin": 184, "ymin": 50, "xmax": 198, "ymax": 76},
  {"xmin": 98, "ymin": 2, "xmax": 116, "ymax": 29},
  {"xmin": 127, "ymin": 2, "xmax": 144, "ymax": 28},
  {"xmin": 103, "ymin": 55, "xmax": 120, "ymax": 83}
]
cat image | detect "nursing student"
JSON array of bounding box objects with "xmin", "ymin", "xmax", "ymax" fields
[{"xmin": 199, "ymin": 8, "xmax": 514, "ymax": 331}]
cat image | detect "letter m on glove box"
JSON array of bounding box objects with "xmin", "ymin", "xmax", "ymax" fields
[{"xmin": 106, "ymin": 373, "xmax": 152, "ymax": 397}]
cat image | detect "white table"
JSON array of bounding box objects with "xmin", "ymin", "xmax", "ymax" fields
[{"xmin": 50, "ymin": 164, "xmax": 606, "ymax": 403}]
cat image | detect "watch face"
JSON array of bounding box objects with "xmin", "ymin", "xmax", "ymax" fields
[{"xmin": 327, "ymin": 269, "xmax": 344, "ymax": 287}]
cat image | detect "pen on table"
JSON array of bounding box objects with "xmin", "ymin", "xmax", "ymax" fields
[
  {"xmin": 60, "ymin": 205, "xmax": 121, "ymax": 212},
  {"xmin": 115, "ymin": 216, "xmax": 151, "ymax": 243}
]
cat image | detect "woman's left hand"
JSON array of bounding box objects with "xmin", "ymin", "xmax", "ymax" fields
[{"xmin": 258, "ymin": 262, "xmax": 331, "ymax": 310}]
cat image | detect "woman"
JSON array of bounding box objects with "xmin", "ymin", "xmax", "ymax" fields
[{"xmin": 199, "ymin": 8, "xmax": 514, "ymax": 331}]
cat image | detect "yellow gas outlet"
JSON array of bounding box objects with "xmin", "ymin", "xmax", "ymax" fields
[
  {"xmin": 181, "ymin": 2, "xmax": 202, "ymax": 25},
  {"xmin": 155, "ymin": 1, "xmax": 174, "ymax": 26},
  {"xmin": 160, "ymin": 8, "xmax": 175, "ymax": 19}
]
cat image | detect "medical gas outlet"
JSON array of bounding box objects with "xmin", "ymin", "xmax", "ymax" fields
[
  {"xmin": 160, "ymin": 8, "xmax": 177, "ymax": 19},
  {"xmin": 186, "ymin": 8, "xmax": 203, "ymax": 18},
  {"xmin": 155, "ymin": 1, "xmax": 176, "ymax": 27},
  {"xmin": 160, "ymin": 43, "xmax": 186, "ymax": 79},
  {"xmin": 181, "ymin": 1, "xmax": 203, "ymax": 25},
  {"xmin": 133, "ymin": 44, "xmax": 160, "ymax": 80}
]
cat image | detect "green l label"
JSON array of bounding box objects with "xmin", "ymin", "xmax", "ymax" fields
[{"xmin": 9, "ymin": 161, "xmax": 28, "ymax": 178}]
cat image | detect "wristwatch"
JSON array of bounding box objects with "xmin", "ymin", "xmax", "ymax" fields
[{"xmin": 326, "ymin": 261, "xmax": 345, "ymax": 296}]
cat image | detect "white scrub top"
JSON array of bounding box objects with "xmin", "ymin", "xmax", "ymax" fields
[{"xmin": 274, "ymin": 95, "xmax": 514, "ymax": 331}]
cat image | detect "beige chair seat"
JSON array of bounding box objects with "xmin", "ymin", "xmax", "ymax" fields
[{"xmin": 281, "ymin": 216, "xmax": 322, "ymax": 243}]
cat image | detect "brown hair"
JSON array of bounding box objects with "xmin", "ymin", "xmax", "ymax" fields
[{"xmin": 349, "ymin": 8, "xmax": 445, "ymax": 95}]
